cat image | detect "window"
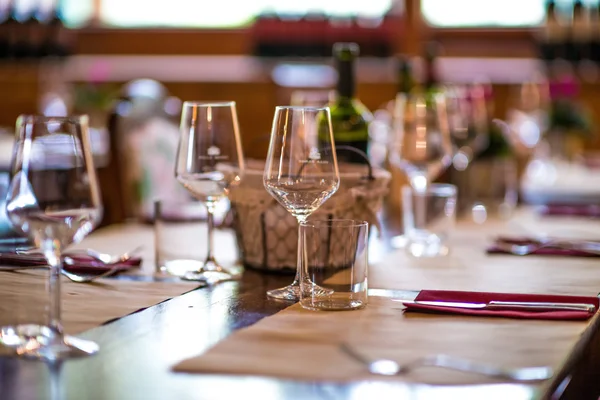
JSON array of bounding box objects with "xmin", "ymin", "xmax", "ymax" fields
[
  {"xmin": 61, "ymin": 0, "xmax": 395, "ymax": 28},
  {"xmin": 422, "ymin": 0, "xmax": 599, "ymax": 28}
]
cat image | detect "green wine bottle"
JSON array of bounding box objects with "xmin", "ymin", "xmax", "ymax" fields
[
  {"xmin": 423, "ymin": 41, "xmax": 443, "ymax": 101},
  {"xmin": 323, "ymin": 42, "xmax": 372, "ymax": 164},
  {"xmin": 396, "ymin": 54, "xmax": 414, "ymax": 96}
]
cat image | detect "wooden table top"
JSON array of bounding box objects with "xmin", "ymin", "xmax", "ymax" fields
[{"xmin": 1, "ymin": 210, "xmax": 600, "ymax": 400}]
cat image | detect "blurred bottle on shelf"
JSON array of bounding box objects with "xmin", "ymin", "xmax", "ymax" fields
[
  {"xmin": 567, "ymin": 0, "xmax": 592, "ymax": 63},
  {"xmin": 41, "ymin": 0, "xmax": 73, "ymax": 59},
  {"xmin": 0, "ymin": 0, "xmax": 73, "ymax": 62},
  {"xmin": 0, "ymin": 0, "xmax": 9, "ymax": 60},
  {"xmin": 591, "ymin": 2, "xmax": 600, "ymax": 64},
  {"xmin": 538, "ymin": 0, "xmax": 567, "ymax": 63}
]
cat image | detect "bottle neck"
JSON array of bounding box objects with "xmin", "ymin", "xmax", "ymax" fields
[
  {"xmin": 336, "ymin": 58, "xmax": 355, "ymax": 99},
  {"xmin": 424, "ymin": 58, "xmax": 438, "ymax": 92}
]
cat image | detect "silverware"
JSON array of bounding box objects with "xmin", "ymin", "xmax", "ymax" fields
[
  {"xmin": 339, "ymin": 343, "xmax": 554, "ymax": 382},
  {"xmin": 17, "ymin": 246, "xmax": 144, "ymax": 265},
  {"xmin": 494, "ymin": 238, "xmax": 600, "ymax": 256},
  {"xmin": 395, "ymin": 299, "xmax": 596, "ymax": 313},
  {"xmin": 0, "ymin": 263, "xmax": 127, "ymax": 283}
]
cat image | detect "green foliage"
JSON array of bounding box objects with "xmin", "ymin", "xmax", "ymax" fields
[{"xmin": 73, "ymin": 83, "xmax": 120, "ymax": 112}]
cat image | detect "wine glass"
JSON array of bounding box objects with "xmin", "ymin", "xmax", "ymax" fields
[
  {"xmin": 390, "ymin": 92, "xmax": 453, "ymax": 256},
  {"xmin": 390, "ymin": 92, "xmax": 453, "ymax": 191},
  {"xmin": 175, "ymin": 101, "xmax": 245, "ymax": 282},
  {"xmin": 263, "ymin": 106, "xmax": 340, "ymax": 301},
  {"xmin": 0, "ymin": 115, "xmax": 103, "ymax": 360}
]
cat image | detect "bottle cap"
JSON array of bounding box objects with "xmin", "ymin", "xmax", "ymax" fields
[{"xmin": 333, "ymin": 42, "xmax": 360, "ymax": 59}]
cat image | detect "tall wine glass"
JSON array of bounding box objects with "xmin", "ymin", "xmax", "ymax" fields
[
  {"xmin": 390, "ymin": 92, "xmax": 453, "ymax": 254},
  {"xmin": 390, "ymin": 92, "xmax": 453, "ymax": 191},
  {"xmin": 263, "ymin": 106, "xmax": 340, "ymax": 301},
  {"xmin": 0, "ymin": 115, "xmax": 103, "ymax": 360},
  {"xmin": 175, "ymin": 101, "xmax": 245, "ymax": 282}
]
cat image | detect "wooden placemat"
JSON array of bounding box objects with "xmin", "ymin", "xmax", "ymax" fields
[
  {"xmin": 173, "ymin": 210, "xmax": 600, "ymax": 385},
  {"xmin": 0, "ymin": 268, "xmax": 200, "ymax": 334}
]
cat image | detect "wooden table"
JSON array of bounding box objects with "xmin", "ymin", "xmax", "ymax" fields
[{"xmin": 1, "ymin": 211, "xmax": 600, "ymax": 400}]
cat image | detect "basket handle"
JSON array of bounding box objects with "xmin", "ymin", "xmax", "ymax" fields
[{"xmin": 327, "ymin": 145, "xmax": 375, "ymax": 181}]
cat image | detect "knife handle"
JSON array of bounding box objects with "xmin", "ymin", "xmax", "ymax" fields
[{"xmin": 488, "ymin": 301, "xmax": 596, "ymax": 313}]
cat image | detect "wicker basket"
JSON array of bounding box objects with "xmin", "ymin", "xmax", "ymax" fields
[{"xmin": 229, "ymin": 159, "xmax": 391, "ymax": 273}]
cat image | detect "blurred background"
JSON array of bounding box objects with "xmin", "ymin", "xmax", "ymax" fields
[{"xmin": 0, "ymin": 0, "xmax": 598, "ymax": 227}]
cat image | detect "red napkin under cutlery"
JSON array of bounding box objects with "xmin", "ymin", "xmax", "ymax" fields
[
  {"xmin": 487, "ymin": 237, "xmax": 600, "ymax": 258},
  {"xmin": 0, "ymin": 253, "xmax": 142, "ymax": 274},
  {"xmin": 400, "ymin": 290, "xmax": 599, "ymax": 320},
  {"xmin": 538, "ymin": 204, "xmax": 600, "ymax": 218}
]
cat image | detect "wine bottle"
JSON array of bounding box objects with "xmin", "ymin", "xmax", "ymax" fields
[
  {"xmin": 43, "ymin": 0, "xmax": 71, "ymax": 58},
  {"xmin": 423, "ymin": 41, "xmax": 444, "ymax": 101},
  {"xmin": 7, "ymin": 0, "xmax": 27, "ymax": 60},
  {"xmin": 568, "ymin": 0, "xmax": 591, "ymax": 63},
  {"xmin": 540, "ymin": 0, "xmax": 566, "ymax": 62},
  {"xmin": 322, "ymin": 42, "xmax": 372, "ymax": 164},
  {"xmin": 24, "ymin": 0, "xmax": 43, "ymax": 60},
  {"xmin": 396, "ymin": 54, "xmax": 414, "ymax": 96},
  {"xmin": 0, "ymin": 1, "xmax": 9, "ymax": 60},
  {"xmin": 593, "ymin": 3, "xmax": 600, "ymax": 64}
]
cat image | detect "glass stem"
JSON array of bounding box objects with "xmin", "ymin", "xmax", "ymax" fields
[
  {"xmin": 43, "ymin": 241, "xmax": 64, "ymax": 340},
  {"xmin": 291, "ymin": 217, "xmax": 306, "ymax": 287},
  {"xmin": 204, "ymin": 203, "xmax": 217, "ymax": 267}
]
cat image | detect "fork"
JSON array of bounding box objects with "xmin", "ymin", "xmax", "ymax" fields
[{"xmin": 339, "ymin": 343, "xmax": 553, "ymax": 382}]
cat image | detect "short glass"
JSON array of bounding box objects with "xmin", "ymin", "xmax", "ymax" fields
[
  {"xmin": 465, "ymin": 157, "xmax": 518, "ymax": 224},
  {"xmin": 299, "ymin": 220, "xmax": 368, "ymax": 311},
  {"xmin": 154, "ymin": 199, "xmax": 206, "ymax": 277},
  {"xmin": 402, "ymin": 183, "xmax": 457, "ymax": 258}
]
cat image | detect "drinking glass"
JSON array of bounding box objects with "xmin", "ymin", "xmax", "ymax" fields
[
  {"xmin": 263, "ymin": 106, "xmax": 340, "ymax": 301},
  {"xmin": 0, "ymin": 115, "xmax": 103, "ymax": 360},
  {"xmin": 389, "ymin": 92, "xmax": 453, "ymax": 249},
  {"xmin": 175, "ymin": 101, "xmax": 245, "ymax": 282}
]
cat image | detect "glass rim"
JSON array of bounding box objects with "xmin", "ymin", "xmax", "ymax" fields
[
  {"xmin": 275, "ymin": 105, "xmax": 330, "ymax": 112},
  {"xmin": 17, "ymin": 114, "xmax": 89, "ymax": 125},
  {"xmin": 300, "ymin": 219, "xmax": 368, "ymax": 229},
  {"xmin": 402, "ymin": 183, "xmax": 457, "ymax": 196},
  {"xmin": 182, "ymin": 101, "xmax": 236, "ymax": 108}
]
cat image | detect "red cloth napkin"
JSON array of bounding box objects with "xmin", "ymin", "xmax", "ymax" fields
[
  {"xmin": 0, "ymin": 253, "xmax": 142, "ymax": 274},
  {"xmin": 401, "ymin": 290, "xmax": 599, "ymax": 320},
  {"xmin": 538, "ymin": 204, "xmax": 600, "ymax": 218},
  {"xmin": 487, "ymin": 237, "xmax": 600, "ymax": 258}
]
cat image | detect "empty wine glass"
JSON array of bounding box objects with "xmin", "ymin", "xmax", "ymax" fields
[
  {"xmin": 175, "ymin": 101, "xmax": 245, "ymax": 282},
  {"xmin": 390, "ymin": 92, "xmax": 453, "ymax": 256},
  {"xmin": 264, "ymin": 106, "xmax": 340, "ymax": 301},
  {"xmin": 0, "ymin": 115, "xmax": 103, "ymax": 360},
  {"xmin": 390, "ymin": 92, "xmax": 453, "ymax": 192}
]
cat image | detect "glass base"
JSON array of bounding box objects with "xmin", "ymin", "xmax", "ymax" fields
[
  {"xmin": 390, "ymin": 235, "xmax": 407, "ymax": 249},
  {"xmin": 0, "ymin": 324, "xmax": 98, "ymax": 360},
  {"xmin": 300, "ymin": 298, "xmax": 366, "ymax": 311},
  {"xmin": 181, "ymin": 259, "xmax": 241, "ymax": 284},
  {"xmin": 267, "ymin": 280, "xmax": 334, "ymax": 301},
  {"xmin": 406, "ymin": 230, "xmax": 449, "ymax": 258},
  {"xmin": 267, "ymin": 282, "xmax": 300, "ymax": 301}
]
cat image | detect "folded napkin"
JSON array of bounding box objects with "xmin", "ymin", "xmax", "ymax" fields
[
  {"xmin": 538, "ymin": 204, "xmax": 600, "ymax": 218},
  {"xmin": 401, "ymin": 290, "xmax": 599, "ymax": 320},
  {"xmin": 486, "ymin": 237, "xmax": 600, "ymax": 257},
  {"xmin": 0, "ymin": 253, "xmax": 142, "ymax": 274}
]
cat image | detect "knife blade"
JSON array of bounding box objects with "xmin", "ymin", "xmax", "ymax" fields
[{"xmin": 394, "ymin": 299, "xmax": 596, "ymax": 313}]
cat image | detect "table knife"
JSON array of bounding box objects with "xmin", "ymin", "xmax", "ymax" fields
[{"xmin": 394, "ymin": 299, "xmax": 596, "ymax": 313}]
